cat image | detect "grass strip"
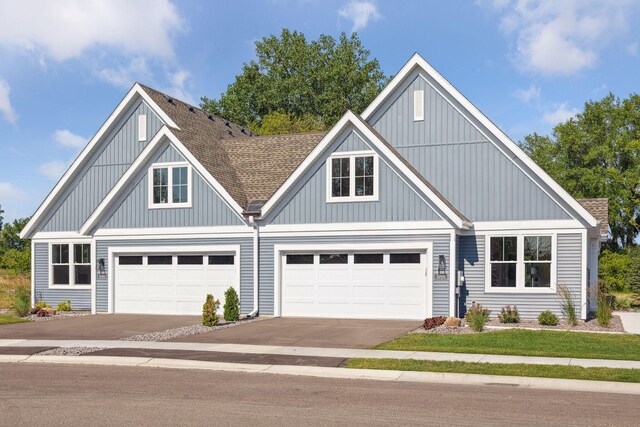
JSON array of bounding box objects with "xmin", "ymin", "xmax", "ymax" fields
[
  {"xmin": 346, "ymin": 358, "xmax": 640, "ymax": 383},
  {"xmin": 0, "ymin": 313, "xmax": 30, "ymax": 325}
]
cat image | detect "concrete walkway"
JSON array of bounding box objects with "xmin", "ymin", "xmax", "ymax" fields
[
  {"xmin": 615, "ymin": 311, "xmax": 640, "ymax": 334},
  {"xmin": 2, "ymin": 338, "xmax": 639, "ymax": 370}
]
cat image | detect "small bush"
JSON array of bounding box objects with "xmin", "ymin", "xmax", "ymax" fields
[
  {"xmin": 223, "ymin": 287, "xmax": 240, "ymax": 322},
  {"xmin": 423, "ymin": 316, "xmax": 447, "ymax": 330},
  {"xmin": 56, "ymin": 300, "xmax": 71, "ymax": 312},
  {"xmin": 497, "ymin": 305, "xmax": 520, "ymax": 324},
  {"xmin": 12, "ymin": 284, "xmax": 31, "ymax": 317},
  {"xmin": 465, "ymin": 303, "xmax": 490, "ymax": 332},
  {"xmin": 596, "ymin": 291, "xmax": 612, "ymax": 327},
  {"xmin": 35, "ymin": 300, "xmax": 50, "ymax": 309},
  {"xmin": 613, "ymin": 295, "xmax": 632, "ymax": 311},
  {"xmin": 538, "ymin": 310, "xmax": 559, "ymax": 326},
  {"xmin": 202, "ymin": 294, "xmax": 220, "ymax": 327},
  {"xmin": 557, "ymin": 284, "xmax": 577, "ymax": 326}
]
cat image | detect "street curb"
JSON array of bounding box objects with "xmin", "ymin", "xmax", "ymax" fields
[{"xmin": 1, "ymin": 354, "xmax": 639, "ymax": 395}]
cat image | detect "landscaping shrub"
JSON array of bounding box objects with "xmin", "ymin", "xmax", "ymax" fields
[
  {"xmin": 613, "ymin": 295, "xmax": 632, "ymax": 311},
  {"xmin": 223, "ymin": 287, "xmax": 240, "ymax": 322},
  {"xmin": 11, "ymin": 283, "xmax": 31, "ymax": 317},
  {"xmin": 56, "ymin": 300, "xmax": 71, "ymax": 312},
  {"xmin": 423, "ymin": 316, "xmax": 447, "ymax": 330},
  {"xmin": 596, "ymin": 291, "xmax": 612, "ymax": 327},
  {"xmin": 538, "ymin": 310, "xmax": 559, "ymax": 326},
  {"xmin": 202, "ymin": 294, "xmax": 220, "ymax": 327},
  {"xmin": 465, "ymin": 303, "xmax": 490, "ymax": 332},
  {"xmin": 497, "ymin": 305, "xmax": 520, "ymax": 324},
  {"xmin": 35, "ymin": 300, "xmax": 50, "ymax": 309},
  {"xmin": 557, "ymin": 284, "xmax": 577, "ymax": 326}
]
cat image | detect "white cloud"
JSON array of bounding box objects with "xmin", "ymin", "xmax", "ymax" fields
[
  {"xmin": 543, "ymin": 103, "xmax": 579, "ymax": 124},
  {"xmin": 0, "ymin": 0, "xmax": 184, "ymax": 61},
  {"xmin": 513, "ymin": 84, "xmax": 541, "ymax": 103},
  {"xmin": 38, "ymin": 160, "xmax": 68, "ymax": 181},
  {"xmin": 54, "ymin": 129, "xmax": 86, "ymax": 149},
  {"xmin": 483, "ymin": 0, "xmax": 633, "ymax": 75},
  {"xmin": 98, "ymin": 57, "xmax": 152, "ymax": 88},
  {"xmin": 0, "ymin": 79, "xmax": 17, "ymax": 123},
  {"xmin": 0, "ymin": 182, "xmax": 25, "ymax": 200},
  {"xmin": 339, "ymin": 1, "xmax": 381, "ymax": 32},
  {"xmin": 162, "ymin": 69, "xmax": 196, "ymax": 105}
]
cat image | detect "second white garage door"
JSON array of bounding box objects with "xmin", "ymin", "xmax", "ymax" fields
[
  {"xmin": 114, "ymin": 252, "xmax": 238, "ymax": 315},
  {"xmin": 281, "ymin": 251, "xmax": 427, "ymax": 319}
]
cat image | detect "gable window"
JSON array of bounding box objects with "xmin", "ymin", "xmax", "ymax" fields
[
  {"xmin": 485, "ymin": 234, "xmax": 556, "ymax": 293},
  {"xmin": 327, "ymin": 152, "xmax": 378, "ymax": 202},
  {"xmin": 50, "ymin": 243, "xmax": 92, "ymax": 287},
  {"xmin": 138, "ymin": 114, "xmax": 147, "ymax": 141},
  {"xmin": 413, "ymin": 90, "xmax": 424, "ymax": 121},
  {"xmin": 148, "ymin": 162, "xmax": 191, "ymax": 208}
]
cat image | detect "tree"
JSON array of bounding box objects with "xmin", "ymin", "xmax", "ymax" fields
[
  {"xmin": 257, "ymin": 111, "xmax": 325, "ymax": 135},
  {"xmin": 0, "ymin": 204, "xmax": 4, "ymax": 230},
  {"xmin": 520, "ymin": 93, "xmax": 640, "ymax": 248},
  {"xmin": 201, "ymin": 29, "xmax": 388, "ymax": 133},
  {"xmin": 0, "ymin": 217, "xmax": 30, "ymax": 255}
]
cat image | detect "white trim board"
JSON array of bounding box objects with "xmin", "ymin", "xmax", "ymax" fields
[
  {"xmin": 361, "ymin": 53, "xmax": 597, "ymax": 229},
  {"xmin": 259, "ymin": 111, "xmax": 470, "ymax": 229},
  {"xmin": 20, "ymin": 84, "xmax": 179, "ymax": 239}
]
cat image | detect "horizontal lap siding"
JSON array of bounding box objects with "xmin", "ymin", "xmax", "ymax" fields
[
  {"xmin": 33, "ymin": 243, "xmax": 91, "ymax": 310},
  {"xmin": 95, "ymin": 237, "xmax": 253, "ymax": 313},
  {"xmin": 459, "ymin": 234, "xmax": 583, "ymax": 319},
  {"xmin": 259, "ymin": 234, "xmax": 451, "ymax": 316}
]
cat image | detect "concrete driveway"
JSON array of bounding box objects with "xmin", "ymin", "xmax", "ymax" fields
[
  {"xmin": 169, "ymin": 317, "xmax": 420, "ymax": 348},
  {"xmin": 0, "ymin": 314, "xmax": 199, "ymax": 340}
]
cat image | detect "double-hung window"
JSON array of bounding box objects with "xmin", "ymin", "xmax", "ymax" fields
[
  {"xmin": 149, "ymin": 162, "xmax": 191, "ymax": 208},
  {"xmin": 486, "ymin": 234, "xmax": 555, "ymax": 292},
  {"xmin": 327, "ymin": 152, "xmax": 378, "ymax": 202},
  {"xmin": 51, "ymin": 243, "xmax": 92, "ymax": 287}
]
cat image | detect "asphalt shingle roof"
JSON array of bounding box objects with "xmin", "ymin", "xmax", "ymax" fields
[{"xmin": 577, "ymin": 198, "xmax": 609, "ymax": 237}]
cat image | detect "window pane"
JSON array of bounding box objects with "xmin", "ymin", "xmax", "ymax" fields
[
  {"xmin": 538, "ymin": 236, "xmax": 552, "ymax": 261},
  {"xmin": 341, "ymin": 158, "xmax": 349, "ymax": 177},
  {"xmin": 119, "ymin": 256, "xmax": 143, "ymax": 265},
  {"xmin": 364, "ymin": 156, "xmax": 374, "ymax": 175},
  {"xmin": 364, "ymin": 176, "xmax": 374, "ymax": 196},
  {"xmin": 148, "ymin": 255, "xmax": 173, "ymax": 265},
  {"xmin": 490, "ymin": 237, "xmax": 503, "ymax": 262},
  {"xmin": 286, "ymin": 254, "xmax": 314, "ymax": 264},
  {"xmin": 355, "ymin": 156, "xmax": 364, "ymax": 176},
  {"xmin": 390, "ymin": 253, "xmax": 421, "ymax": 264},
  {"xmin": 331, "ymin": 178, "xmax": 342, "ymax": 197},
  {"xmin": 153, "ymin": 168, "xmax": 168, "ymax": 186},
  {"xmin": 52, "ymin": 244, "xmax": 61, "ymax": 264},
  {"xmin": 340, "ymin": 177, "xmax": 350, "ymax": 197},
  {"xmin": 53, "ymin": 265, "xmax": 70, "ymax": 285},
  {"xmin": 504, "ymin": 237, "xmax": 517, "ymax": 261},
  {"xmin": 319, "ymin": 254, "xmax": 348, "ymax": 264},
  {"xmin": 354, "ymin": 253, "xmax": 383, "ymax": 264},
  {"xmin": 331, "ymin": 158, "xmax": 341, "ymax": 177},
  {"xmin": 355, "ymin": 177, "xmax": 365, "ymax": 196},
  {"xmin": 524, "ymin": 236, "xmax": 537, "ymax": 261},
  {"xmin": 490, "ymin": 263, "xmax": 516, "ymax": 287},
  {"xmin": 177, "ymin": 255, "xmax": 203, "ymax": 265},
  {"xmin": 74, "ymin": 244, "xmax": 90, "ymax": 264},
  {"xmin": 208, "ymin": 255, "xmax": 235, "ymax": 265},
  {"xmin": 75, "ymin": 265, "xmax": 91, "ymax": 285},
  {"xmin": 525, "ymin": 262, "xmax": 551, "ymax": 287}
]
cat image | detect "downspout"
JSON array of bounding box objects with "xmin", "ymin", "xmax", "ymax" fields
[{"xmin": 247, "ymin": 215, "xmax": 259, "ymax": 317}]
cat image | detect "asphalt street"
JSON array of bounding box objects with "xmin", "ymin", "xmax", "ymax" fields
[{"xmin": 1, "ymin": 363, "xmax": 638, "ymax": 426}]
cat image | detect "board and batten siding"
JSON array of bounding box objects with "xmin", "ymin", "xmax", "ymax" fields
[
  {"xmin": 458, "ymin": 234, "xmax": 583, "ymax": 319},
  {"xmin": 95, "ymin": 237, "xmax": 254, "ymax": 313},
  {"xmin": 33, "ymin": 242, "xmax": 92, "ymax": 310},
  {"xmin": 370, "ymin": 70, "xmax": 573, "ymax": 222},
  {"xmin": 40, "ymin": 101, "xmax": 164, "ymax": 232},
  {"xmin": 258, "ymin": 234, "xmax": 451, "ymax": 317},
  {"xmin": 267, "ymin": 128, "xmax": 445, "ymax": 225},
  {"xmin": 99, "ymin": 143, "xmax": 244, "ymax": 229}
]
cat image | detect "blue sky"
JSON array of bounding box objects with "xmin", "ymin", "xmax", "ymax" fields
[{"xmin": 0, "ymin": 0, "xmax": 639, "ymax": 222}]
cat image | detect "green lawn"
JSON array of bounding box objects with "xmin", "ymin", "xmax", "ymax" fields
[
  {"xmin": 375, "ymin": 329, "xmax": 640, "ymax": 361},
  {"xmin": 0, "ymin": 269, "xmax": 30, "ymax": 309},
  {"xmin": 0, "ymin": 313, "xmax": 30, "ymax": 325},
  {"xmin": 345, "ymin": 358, "xmax": 640, "ymax": 383}
]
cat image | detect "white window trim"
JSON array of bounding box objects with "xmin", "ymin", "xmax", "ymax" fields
[
  {"xmin": 147, "ymin": 161, "xmax": 193, "ymax": 209},
  {"xmin": 48, "ymin": 241, "xmax": 94, "ymax": 289},
  {"xmin": 413, "ymin": 89, "xmax": 424, "ymax": 121},
  {"xmin": 484, "ymin": 233, "xmax": 557, "ymax": 294},
  {"xmin": 326, "ymin": 151, "xmax": 379, "ymax": 203}
]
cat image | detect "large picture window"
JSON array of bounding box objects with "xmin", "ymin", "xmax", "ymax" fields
[
  {"xmin": 486, "ymin": 235, "xmax": 555, "ymax": 292},
  {"xmin": 149, "ymin": 163, "xmax": 191, "ymax": 208},
  {"xmin": 50, "ymin": 243, "xmax": 92, "ymax": 287},
  {"xmin": 327, "ymin": 152, "xmax": 378, "ymax": 202}
]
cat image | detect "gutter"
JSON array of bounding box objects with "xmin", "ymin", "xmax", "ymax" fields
[{"xmin": 247, "ymin": 215, "xmax": 259, "ymax": 317}]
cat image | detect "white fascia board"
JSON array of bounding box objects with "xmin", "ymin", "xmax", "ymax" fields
[
  {"xmin": 93, "ymin": 225, "xmax": 252, "ymax": 237},
  {"xmin": 361, "ymin": 53, "xmax": 597, "ymax": 228},
  {"xmin": 259, "ymin": 110, "xmax": 468, "ymax": 229},
  {"xmin": 465, "ymin": 220, "xmax": 585, "ymax": 232},
  {"xmin": 260, "ymin": 221, "xmax": 452, "ymax": 234},
  {"xmin": 20, "ymin": 84, "xmax": 180, "ymax": 239}
]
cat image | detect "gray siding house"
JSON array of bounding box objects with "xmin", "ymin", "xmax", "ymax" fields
[{"xmin": 22, "ymin": 54, "xmax": 608, "ymax": 320}]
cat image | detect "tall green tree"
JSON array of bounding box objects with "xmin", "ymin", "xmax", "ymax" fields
[
  {"xmin": 520, "ymin": 93, "xmax": 640, "ymax": 248},
  {"xmin": 0, "ymin": 217, "xmax": 30, "ymax": 255},
  {"xmin": 201, "ymin": 29, "xmax": 388, "ymax": 132},
  {"xmin": 0, "ymin": 204, "xmax": 4, "ymax": 230}
]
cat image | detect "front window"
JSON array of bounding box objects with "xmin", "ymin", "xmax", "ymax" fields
[
  {"xmin": 489, "ymin": 236, "xmax": 517, "ymax": 288},
  {"xmin": 524, "ymin": 236, "xmax": 552, "ymax": 288},
  {"xmin": 328, "ymin": 153, "xmax": 378, "ymax": 202},
  {"xmin": 51, "ymin": 243, "xmax": 91, "ymax": 287},
  {"xmin": 150, "ymin": 163, "xmax": 190, "ymax": 207}
]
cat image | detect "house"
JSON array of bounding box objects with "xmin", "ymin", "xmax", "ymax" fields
[{"xmin": 20, "ymin": 54, "xmax": 608, "ymax": 320}]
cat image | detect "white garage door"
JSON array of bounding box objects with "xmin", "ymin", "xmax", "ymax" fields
[
  {"xmin": 115, "ymin": 252, "xmax": 238, "ymax": 315},
  {"xmin": 281, "ymin": 251, "xmax": 427, "ymax": 319}
]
